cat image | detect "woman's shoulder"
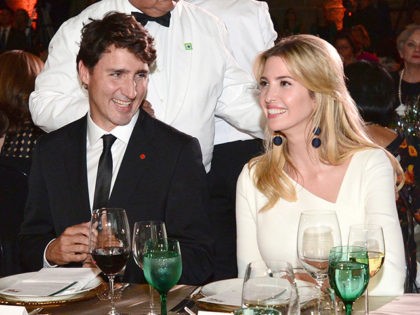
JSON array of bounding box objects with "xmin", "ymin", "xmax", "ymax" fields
[{"xmin": 351, "ymin": 148, "xmax": 390, "ymax": 166}]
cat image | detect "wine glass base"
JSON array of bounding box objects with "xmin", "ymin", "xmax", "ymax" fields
[{"xmin": 97, "ymin": 283, "xmax": 130, "ymax": 301}]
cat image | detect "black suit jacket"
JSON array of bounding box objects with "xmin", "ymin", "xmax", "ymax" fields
[
  {"xmin": 0, "ymin": 27, "xmax": 28, "ymax": 52},
  {"xmin": 19, "ymin": 110, "xmax": 214, "ymax": 284}
]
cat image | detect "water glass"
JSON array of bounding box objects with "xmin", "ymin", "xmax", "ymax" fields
[{"xmin": 242, "ymin": 260, "xmax": 298, "ymax": 314}]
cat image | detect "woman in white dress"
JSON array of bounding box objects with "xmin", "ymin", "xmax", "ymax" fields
[{"xmin": 236, "ymin": 34, "xmax": 406, "ymax": 295}]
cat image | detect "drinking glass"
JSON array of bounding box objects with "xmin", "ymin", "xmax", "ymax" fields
[
  {"xmin": 132, "ymin": 221, "xmax": 167, "ymax": 315},
  {"xmin": 348, "ymin": 224, "xmax": 385, "ymax": 313},
  {"xmin": 89, "ymin": 208, "xmax": 131, "ymax": 315},
  {"xmin": 297, "ymin": 210, "xmax": 342, "ymax": 312},
  {"xmin": 328, "ymin": 246, "xmax": 369, "ymax": 315},
  {"xmin": 241, "ymin": 260, "xmax": 298, "ymax": 314},
  {"xmin": 143, "ymin": 238, "xmax": 182, "ymax": 315}
]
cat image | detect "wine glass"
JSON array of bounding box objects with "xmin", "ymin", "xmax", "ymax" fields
[
  {"xmin": 89, "ymin": 208, "xmax": 131, "ymax": 315},
  {"xmin": 328, "ymin": 246, "xmax": 369, "ymax": 315},
  {"xmin": 132, "ymin": 221, "xmax": 167, "ymax": 315},
  {"xmin": 297, "ymin": 210, "xmax": 342, "ymax": 312},
  {"xmin": 143, "ymin": 238, "xmax": 182, "ymax": 315},
  {"xmin": 348, "ymin": 224, "xmax": 385, "ymax": 313},
  {"xmin": 241, "ymin": 260, "xmax": 298, "ymax": 314}
]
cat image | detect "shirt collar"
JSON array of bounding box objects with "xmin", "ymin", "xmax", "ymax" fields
[{"xmin": 86, "ymin": 111, "xmax": 139, "ymax": 147}]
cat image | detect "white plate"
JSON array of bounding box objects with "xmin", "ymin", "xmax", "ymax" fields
[
  {"xmin": 202, "ymin": 278, "xmax": 243, "ymax": 298},
  {"xmin": 0, "ymin": 272, "xmax": 102, "ymax": 304},
  {"xmin": 200, "ymin": 278, "xmax": 318, "ymax": 306}
]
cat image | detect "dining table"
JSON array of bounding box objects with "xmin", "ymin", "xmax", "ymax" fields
[{"xmin": 16, "ymin": 283, "xmax": 418, "ymax": 315}]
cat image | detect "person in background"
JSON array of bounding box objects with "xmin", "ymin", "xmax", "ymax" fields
[
  {"xmin": 29, "ymin": 0, "xmax": 264, "ymax": 174},
  {"xmin": 0, "ymin": 6, "xmax": 28, "ymax": 52},
  {"xmin": 19, "ymin": 12, "xmax": 213, "ymax": 285},
  {"xmin": 392, "ymin": 25, "xmax": 420, "ymax": 117},
  {"xmin": 334, "ymin": 31, "xmax": 359, "ymax": 65},
  {"xmin": 0, "ymin": 50, "xmax": 44, "ymax": 175},
  {"xmin": 0, "ymin": 50, "xmax": 44, "ymax": 276},
  {"xmin": 334, "ymin": 30, "xmax": 378, "ymax": 66},
  {"xmin": 13, "ymin": 9, "xmax": 34, "ymax": 52},
  {"xmin": 281, "ymin": 7, "xmax": 303, "ymax": 37},
  {"xmin": 345, "ymin": 60, "xmax": 420, "ymax": 293},
  {"xmin": 309, "ymin": 6, "xmax": 337, "ymax": 44},
  {"xmin": 236, "ymin": 34, "xmax": 406, "ymax": 295},
  {"xmin": 184, "ymin": 0, "xmax": 277, "ymax": 280}
]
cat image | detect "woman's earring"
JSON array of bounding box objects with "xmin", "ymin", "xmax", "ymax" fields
[
  {"xmin": 311, "ymin": 127, "xmax": 321, "ymax": 148},
  {"xmin": 272, "ymin": 132, "xmax": 283, "ymax": 146}
]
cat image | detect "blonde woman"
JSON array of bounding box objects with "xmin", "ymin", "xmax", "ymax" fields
[{"xmin": 236, "ymin": 34, "xmax": 406, "ymax": 295}]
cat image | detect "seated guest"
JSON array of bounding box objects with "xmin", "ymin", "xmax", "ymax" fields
[
  {"xmin": 18, "ymin": 12, "xmax": 213, "ymax": 285},
  {"xmin": 236, "ymin": 34, "xmax": 406, "ymax": 295},
  {"xmin": 334, "ymin": 30, "xmax": 378, "ymax": 66},
  {"xmin": 0, "ymin": 50, "xmax": 44, "ymax": 276},
  {"xmin": 345, "ymin": 60, "xmax": 420, "ymax": 293},
  {"xmin": 0, "ymin": 50, "xmax": 44, "ymax": 174}
]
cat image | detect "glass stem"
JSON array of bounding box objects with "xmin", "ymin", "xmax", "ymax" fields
[
  {"xmin": 314, "ymin": 273, "xmax": 327, "ymax": 313},
  {"xmin": 148, "ymin": 284, "xmax": 155, "ymax": 311},
  {"xmin": 345, "ymin": 302, "xmax": 353, "ymax": 315},
  {"xmin": 109, "ymin": 275, "xmax": 116, "ymax": 314},
  {"xmin": 365, "ymin": 287, "xmax": 369, "ymax": 314},
  {"xmin": 160, "ymin": 292, "xmax": 167, "ymax": 315}
]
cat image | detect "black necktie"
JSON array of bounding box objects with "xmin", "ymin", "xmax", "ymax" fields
[
  {"xmin": 93, "ymin": 134, "xmax": 117, "ymax": 210},
  {"xmin": 132, "ymin": 11, "xmax": 171, "ymax": 27}
]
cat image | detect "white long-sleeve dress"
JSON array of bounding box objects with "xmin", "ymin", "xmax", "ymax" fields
[{"xmin": 236, "ymin": 148, "xmax": 406, "ymax": 296}]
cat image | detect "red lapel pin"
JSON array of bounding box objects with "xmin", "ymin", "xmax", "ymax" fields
[{"xmin": 139, "ymin": 153, "xmax": 146, "ymax": 160}]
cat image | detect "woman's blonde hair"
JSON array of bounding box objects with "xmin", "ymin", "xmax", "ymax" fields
[{"xmin": 251, "ymin": 34, "xmax": 403, "ymax": 211}]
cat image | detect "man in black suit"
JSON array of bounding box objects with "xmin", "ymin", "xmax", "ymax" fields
[
  {"xmin": 19, "ymin": 12, "xmax": 213, "ymax": 285},
  {"xmin": 0, "ymin": 7, "xmax": 28, "ymax": 52}
]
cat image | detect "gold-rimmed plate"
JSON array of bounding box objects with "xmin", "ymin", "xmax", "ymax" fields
[{"xmin": 0, "ymin": 272, "xmax": 103, "ymax": 306}]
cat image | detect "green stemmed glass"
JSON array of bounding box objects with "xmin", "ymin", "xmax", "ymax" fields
[
  {"xmin": 143, "ymin": 238, "xmax": 182, "ymax": 315},
  {"xmin": 328, "ymin": 246, "xmax": 369, "ymax": 315}
]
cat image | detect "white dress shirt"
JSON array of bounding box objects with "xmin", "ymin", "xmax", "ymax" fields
[
  {"xmin": 86, "ymin": 112, "xmax": 137, "ymax": 210},
  {"xmin": 236, "ymin": 149, "xmax": 406, "ymax": 296}
]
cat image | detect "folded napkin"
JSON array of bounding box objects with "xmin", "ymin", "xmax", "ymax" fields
[
  {"xmin": 0, "ymin": 268, "xmax": 101, "ymax": 297},
  {"xmin": 370, "ymin": 294, "xmax": 420, "ymax": 315},
  {"xmin": 0, "ymin": 305, "xmax": 28, "ymax": 315}
]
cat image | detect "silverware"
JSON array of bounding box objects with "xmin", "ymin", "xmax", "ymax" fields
[
  {"xmin": 169, "ymin": 286, "xmax": 201, "ymax": 313},
  {"xmin": 28, "ymin": 308, "xmax": 43, "ymax": 315}
]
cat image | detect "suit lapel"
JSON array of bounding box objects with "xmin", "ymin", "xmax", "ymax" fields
[{"xmin": 109, "ymin": 111, "xmax": 155, "ymax": 207}]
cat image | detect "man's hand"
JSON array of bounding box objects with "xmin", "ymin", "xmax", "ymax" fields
[{"xmin": 46, "ymin": 222, "xmax": 90, "ymax": 266}]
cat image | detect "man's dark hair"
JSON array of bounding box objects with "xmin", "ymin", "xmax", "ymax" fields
[{"xmin": 76, "ymin": 11, "xmax": 156, "ymax": 71}]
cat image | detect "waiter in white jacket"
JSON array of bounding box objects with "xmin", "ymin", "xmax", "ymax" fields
[
  {"xmin": 185, "ymin": 0, "xmax": 277, "ymax": 280},
  {"xmin": 29, "ymin": 0, "xmax": 264, "ymax": 174}
]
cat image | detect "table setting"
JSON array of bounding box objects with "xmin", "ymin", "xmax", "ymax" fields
[{"xmin": 0, "ymin": 207, "xmax": 419, "ymax": 314}]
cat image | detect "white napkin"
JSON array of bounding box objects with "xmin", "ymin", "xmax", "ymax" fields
[
  {"xmin": 370, "ymin": 294, "xmax": 420, "ymax": 314},
  {"xmin": 0, "ymin": 305, "xmax": 28, "ymax": 315},
  {"xmin": 0, "ymin": 268, "xmax": 101, "ymax": 297}
]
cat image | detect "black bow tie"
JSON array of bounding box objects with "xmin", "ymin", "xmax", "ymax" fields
[{"xmin": 132, "ymin": 11, "xmax": 171, "ymax": 27}]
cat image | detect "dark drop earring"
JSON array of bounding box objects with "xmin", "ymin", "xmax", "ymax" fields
[
  {"xmin": 311, "ymin": 127, "xmax": 321, "ymax": 148},
  {"xmin": 272, "ymin": 132, "xmax": 283, "ymax": 146}
]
